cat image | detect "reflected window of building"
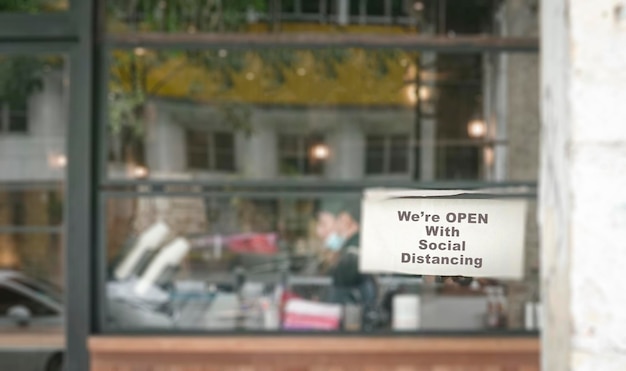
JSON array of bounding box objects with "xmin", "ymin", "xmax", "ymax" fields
[
  {"xmin": 185, "ymin": 129, "xmax": 236, "ymax": 172},
  {"xmin": 0, "ymin": 102, "xmax": 28, "ymax": 134},
  {"xmin": 365, "ymin": 134, "xmax": 409, "ymax": 175},
  {"xmin": 278, "ymin": 134, "xmax": 325, "ymax": 176}
]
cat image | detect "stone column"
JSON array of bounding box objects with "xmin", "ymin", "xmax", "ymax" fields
[{"xmin": 540, "ymin": 0, "xmax": 626, "ymax": 369}]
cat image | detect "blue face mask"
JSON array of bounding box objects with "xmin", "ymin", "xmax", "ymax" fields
[{"xmin": 325, "ymin": 233, "xmax": 344, "ymax": 251}]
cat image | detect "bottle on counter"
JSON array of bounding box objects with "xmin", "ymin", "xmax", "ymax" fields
[
  {"xmin": 524, "ymin": 300, "xmax": 536, "ymax": 330},
  {"xmin": 495, "ymin": 286, "xmax": 508, "ymax": 328},
  {"xmin": 485, "ymin": 286, "xmax": 499, "ymax": 328}
]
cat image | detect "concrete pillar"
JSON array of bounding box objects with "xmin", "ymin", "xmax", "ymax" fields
[
  {"xmin": 145, "ymin": 103, "xmax": 185, "ymax": 176},
  {"xmin": 540, "ymin": 0, "xmax": 626, "ymax": 369},
  {"xmin": 326, "ymin": 122, "xmax": 364, "ymax": 180},
  {"xmin": 242, "ymin": 124, "xmax": 277, "ymax": 179}
]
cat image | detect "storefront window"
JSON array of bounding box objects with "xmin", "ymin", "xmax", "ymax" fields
[{"xmin": 101, "ymin": 0, "xmax": 539, "ymax": 334}]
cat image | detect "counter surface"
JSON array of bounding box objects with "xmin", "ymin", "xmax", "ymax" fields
[{"xmin": 90, "ymin": 335, "xmax": 540, "ymax": 371}]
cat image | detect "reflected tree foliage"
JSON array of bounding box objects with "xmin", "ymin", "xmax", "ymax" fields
[
  {"xmin": 106, "ymin": 1, "xmax": 409, "ymax": 167},
  {"xmin": 0, "ymin": 0, "xmax": 67, "ymax": 12}
]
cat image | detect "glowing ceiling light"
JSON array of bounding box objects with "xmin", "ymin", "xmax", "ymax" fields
[
  {"xmin": 405, "ymin": 83, "xmax": 418, "ymax": 105},
  {"xmin": 468, "ymin": 119, "xmax": 487, "ymax": 139},
  {"xmin": 49, "ymin": 154, "xmax": 67, "ymax": 169},
  {"xmin": 132, "ymin": 166, "xmax": 149, "ymax": 179},
  {"xmin": 419, "ymin": 86, "xmax": 431, "ymax": 101},
  {"xmin": 310, "ymin": 144, "xmax": 330, "ymax": 161},
  {"xmin": 484, "ymin": 147, "xmax": 495, "ymax": 166}
]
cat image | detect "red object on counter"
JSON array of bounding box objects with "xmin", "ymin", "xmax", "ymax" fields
[{"xmin": 226, "ymin": 233, "xmax": 278, "ymax": 254}]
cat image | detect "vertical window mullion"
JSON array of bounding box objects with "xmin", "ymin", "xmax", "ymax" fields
[
  {"xmin": 295, "ymin": 0, "xmax": 302, "ymax": 15},
  {"xmin": 298, "ymin": 137, "xmax": 305, "ymax": 173},
  {"xmin": 208, "ymin": 132, "xmax": 215, "ymax": 171},
  {"xmin": 1, "ymin": 102, "xmax": 8, "ymax": 132},
  {"xmin": 384, "ymin": 135, "xmax": 391, "ymax": 173}
]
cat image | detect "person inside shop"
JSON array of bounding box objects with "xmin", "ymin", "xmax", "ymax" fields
[{"xmin": 315, "ymin": 199, "xmax": 379, "ymax": 330}]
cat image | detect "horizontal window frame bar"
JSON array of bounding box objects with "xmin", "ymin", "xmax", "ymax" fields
[
  {"xmin": 0, "ymin": 181, "xmax": 63, "ymax": 190},
  {"xmin": 102, "ymin": 190, "xmax": 537, "ymax": 199},
  {"xmin": 106, "ymin": 33, "xmax": 539, "ymax": 53},
  {"xmin": 100, "ymin": 179, "xmax": 537, "ymax": 191},
  {"xmin": 102, "ymin": 190, "xmax": 364, "ymax": 199},
  {"xmin": 261, "ymin": 13, "xmax": 418, "ymax": 25},
  {"xmin": 413, "ymin": 139, "xmax": 508, "ymax": 147},
  {"xmin": 0, "ymin": 42, "xmax": 75, "ymax": 54},
  {"xmin": 0, "ymin": 225, "xmax": 63, "ymax": 234},
  {"xmin": 97, "ymin": 328, "xmax": 540, "ymax": 337},
  {"xmin": 103, "ymin": 191, "xmax": 537, "ymax": 200},
  {"xmin": 0, "ymin": 14, "xmax": 78, "ymax": 42}
]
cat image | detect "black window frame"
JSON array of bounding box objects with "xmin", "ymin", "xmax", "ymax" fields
[
  {"xmin": 278, "ymin": 134, "xmax": 325, "ymax": 176},
  {"xmin": 0, "ymin": 101, "xmax": 28, "ymax": 134},
  {"xmin": 185, "ymin": 129, "xmax": 236, "ymax": 173},
  {"xmin": 364, "ymin": 134, "xmax": 410, "ymax": 175}
]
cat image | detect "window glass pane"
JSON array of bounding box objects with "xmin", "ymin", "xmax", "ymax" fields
[
  {"xmin": 437, "ymin": 145, "xmax": 480, "ymax": 180},
  {"xmin": 301, "ymin": 0, "xmax": 321, "ymax": 14},
  {"xmin": 365, "ymin": 135, "xmax": 385, "ymax": 174},
  {"xmin": 106, "ymin": 0, "xmax": 425, "ymax": 34},
  {"xmin": 0, "ymin": 0, "xmax": 68, "ymax": 13},
  {"xmin": 349, "ymin": 1, "xmax": 361, "ymax": 16},
  {"xmin": 8, "ymin": 111, "xmax": 28, "ymax": 133},
  {"xmin": 214, "ymin": 132, "xmax": 235, "ymax": 172},
  {"xmin": 0, "ymin": 189, "xmax": 64, "ymax": 227},
  {"xmin": 391, "ymin": 0, "xmax": 405, "ymax": 17},
  {"xmin": 185, "ymin": 130, "xmax": 209, "ymax": 170},
  {"xmin": 389, "ymin": 135, "xmax": 408, "ymax": 173},
  {"xmin": 281, "ymin": 1, "xmax": 296, "ymax": 13},
  {"xmin": 279, "ymin": 135, "xmax": 299, "ymax": 155},
  {"xmin": 0, "ymin": 54, "xmax": 67, "ymax": 340},
  {"xmin": 104, "ymin": 0, "xmax": 527, "ymax": 36},
  {"xmin": 366, "ymin": 0, "xmax": 385, "ymax": 16},
  {"xmin": 107, "ymin": 49, "xmax": 538, "ymax": 182},
  {"xmin": 101, "ymin": 1, "xmax": 539, "ymax": 336},
  {"xmin": 104, "ymin": 195, "xmax": 539, "ymax": 332}
]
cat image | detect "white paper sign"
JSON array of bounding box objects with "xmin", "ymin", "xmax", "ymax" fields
[{"xmin": 360, "ymin": 189, "xmax": 528, "ymax": 279}]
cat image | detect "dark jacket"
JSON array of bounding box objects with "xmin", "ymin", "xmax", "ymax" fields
[{"xmin": 330, "ymin": 233, "xmax": 366, "ymax": 287}]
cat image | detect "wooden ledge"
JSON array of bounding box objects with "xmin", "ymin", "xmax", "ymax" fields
[
  {"xmin": 90, "ymin": 336, "xmax": 540, "ymax": 370},
  {"xmin": 0, "ymin": 330, "xmax": 64, "ymax": 349},
  {"xmin": 90, "ymin": 336, "xmax": 539, "ymax": 355}
]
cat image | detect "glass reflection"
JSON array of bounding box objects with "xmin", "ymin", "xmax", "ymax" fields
[
  {"xmin": 106, "ymin": 0, "xmax": 508, "ymax": 36},
  {"xmin": 105, "ymin": 196, "xmax": 538, "ymax": 332},
  {"xmin": 108, "ymin": 48, "xmax": 520, "ymax": 182},
  {"xmin": 0, "ymin": 0, "xmax": 68, "ymax": 13},
  {"xmin": 0, "ymin": 53, "xmax": 67, "ymax": 351}
]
